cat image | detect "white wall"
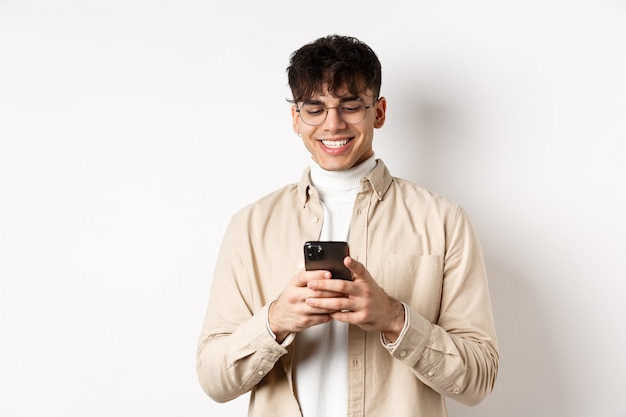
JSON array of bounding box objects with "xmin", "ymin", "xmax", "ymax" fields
[{"xmin": 1, "ymin": 1, "xmax": 625, "ymax": 416}]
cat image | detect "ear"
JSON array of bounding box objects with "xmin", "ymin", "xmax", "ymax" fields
[
  {"xmin": 291, "ymin": 105, "xmax": 301, "ymax": 135},
  {"xmin": 373, "ymin": 97, "xmax": 386, "ymax": 129}
]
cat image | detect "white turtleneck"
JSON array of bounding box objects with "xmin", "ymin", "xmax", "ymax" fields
[{"xmin": 294, "ymin": 156, "xmax": 377, "ymax": 417}]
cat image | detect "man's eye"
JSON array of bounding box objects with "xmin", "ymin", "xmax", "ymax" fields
[
  {"xmin": 341, "ymin": 102, "xmax": 363, "ymax": 113},
  {"xmin": 304, "ymin": 106, "xmax": 325, "ymax": 115}
]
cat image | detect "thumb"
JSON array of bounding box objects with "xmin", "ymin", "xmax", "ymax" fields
[{"xmin": 345, "ymin": 256, "xmax": 368, "ymax": 282}]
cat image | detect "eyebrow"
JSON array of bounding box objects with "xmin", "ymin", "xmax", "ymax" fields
[{"xmin": 302, "ymin": 95, "xmax": 363, "ymax": 105}]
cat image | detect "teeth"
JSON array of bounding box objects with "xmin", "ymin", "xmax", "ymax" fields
[{"xmin": 322, "ymin": 139, "xmax": 349, "ymax": 148}]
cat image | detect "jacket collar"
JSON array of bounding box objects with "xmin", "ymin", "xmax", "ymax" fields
[{"xmin": 298, "ymin": 158, "xmax": 393, "ymax": 206}]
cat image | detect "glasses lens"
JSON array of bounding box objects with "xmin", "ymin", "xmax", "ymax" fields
[
  {"xmin": 299, "ymin": 103, "xmax": 326, "ymax": 126},
  {"xmin": 299, "ymin": 101, "xmax": 367, "ymax": 126},
  {"xmin": 339, "ymin": 101, "xmax": 366, "ymax": 124}
]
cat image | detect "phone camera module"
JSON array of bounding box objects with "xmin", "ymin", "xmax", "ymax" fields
[{"xmin": 306, "ymin": 243, "xmax": 324, "ymax": 260}]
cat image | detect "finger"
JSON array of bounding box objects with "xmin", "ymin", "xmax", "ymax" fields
[
  {"xmin": 308, "ymin": 305, "xmax": 341, "ymax": 315},
  {"xmin": 329, "ymin": 310, "xmax": 354, "ymax": 323},
  {"xmin": 308, "ymin": 288, "xmax": 346, "ymax": 298},
  {"xmin": 344, "ymin": 257, "xmax": 368, "ymax": 282},
  {"xmin": 306, "ymin": 295, "xmax": 351, "ymax": 312},
  {"xmin": 293, "ymin": 269, "xmax": 331, "ymax": 287},
  {"xmin": 307, "ymin": 277, "xmax": 350, "ymax": 294}
]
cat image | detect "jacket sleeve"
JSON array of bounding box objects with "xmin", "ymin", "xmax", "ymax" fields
[
  {"xmin": 196, "ymin": 212, "xmax": 290, "ymax": 403},
  {"xmin": 383, "ymin": 206, "xmax": 499, "ymax": 406}
]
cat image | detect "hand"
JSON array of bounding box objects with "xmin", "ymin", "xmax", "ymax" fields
[
  {"xmin": 305, "ymin": 257, "xmax": 406, "ymax": 343},
  {"xmin": 268, "ymin": 269, "xmax": 346, "ymax": 342}
]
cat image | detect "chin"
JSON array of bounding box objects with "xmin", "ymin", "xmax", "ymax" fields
[{"xmin": 319, "ymin": 161, "xmax": 353, "ymax": 171}]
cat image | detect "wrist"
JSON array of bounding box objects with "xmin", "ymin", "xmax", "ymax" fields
[
  {"xmin": 382, "ymin": 301, "xmax": 406, "ymax": 343},
  {"xmin": 268, "ymin": 301, "xmax": 289, "ymax": 343}
]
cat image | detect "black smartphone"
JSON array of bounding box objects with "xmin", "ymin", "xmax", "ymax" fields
[{"xmin": 303, "ymin": 241, "xmax": 352, "ymax": 280}]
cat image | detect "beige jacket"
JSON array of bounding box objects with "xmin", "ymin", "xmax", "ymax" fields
[{"xmin": 197, "ymin": 159, "xmax": 498, "ymax": 416}]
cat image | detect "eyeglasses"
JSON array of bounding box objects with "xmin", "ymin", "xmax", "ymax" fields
[{"xmin": 296, "ymin": 99, "xmax": 377, "ymax": 126}]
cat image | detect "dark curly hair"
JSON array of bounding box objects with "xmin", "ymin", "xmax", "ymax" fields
[{"xmin": 287, "ymin": 34, "xmax": 382, "ymax": 104}]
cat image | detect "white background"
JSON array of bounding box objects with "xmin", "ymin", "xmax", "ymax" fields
[{"xmin": 1, "ymin": 1, "xmax": 625, "ymax": 416}]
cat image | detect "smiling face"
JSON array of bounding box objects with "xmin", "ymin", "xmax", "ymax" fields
[{"xmin": 292, "ymin": 85, "xmax": 387, "ymax": 171}]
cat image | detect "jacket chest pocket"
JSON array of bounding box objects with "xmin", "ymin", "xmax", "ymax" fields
[{"xmin": 381, "ymin": 254, "xmax": 443, "ymax": 323}]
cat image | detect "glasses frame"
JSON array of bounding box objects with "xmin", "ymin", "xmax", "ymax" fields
[{"xmin": 296, "ymin": 98, "xmax": 379, "ymax": 126}]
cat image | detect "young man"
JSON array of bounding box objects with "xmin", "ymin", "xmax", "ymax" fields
[{"xmin": 197, "ymin": 34, "xmax": 498, "ymax": 417}]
